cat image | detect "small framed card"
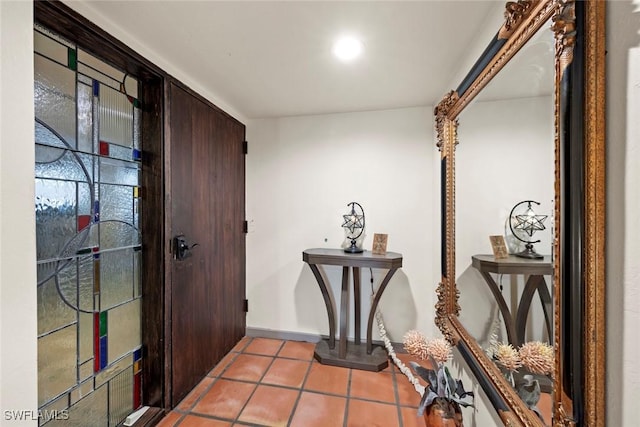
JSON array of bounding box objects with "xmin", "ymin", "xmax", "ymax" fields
[
  {"xmin": 372, "ymin": 233, "xmax": 388, "ymax": 255},
  {"xmin": 489, "ymin": 235, "xmax": 509, "ymax": 259}
]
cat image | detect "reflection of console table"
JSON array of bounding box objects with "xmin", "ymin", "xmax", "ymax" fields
[
  {"xmin": 471, "ymin": 255, "xmax": 552, "ymax": 347},
  {"xmin": 302, "ymin": 248, "xmax": 402, "ymax": 371}
]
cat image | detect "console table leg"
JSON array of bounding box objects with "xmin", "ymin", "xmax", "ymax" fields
[
  {"xmin": 339, "ymin": 266, "xmax": 350, "ymax": 359},
  {"xmin": 353, "ymin": 267, "xmax": 361, "ymax": 345},
  {"xmin": 479, "ymin": 271, "xmax": 518, "ymax": 347},
  {"xmin": 308, "ymin": 264, "xmax": 336, "ymax": 349}
]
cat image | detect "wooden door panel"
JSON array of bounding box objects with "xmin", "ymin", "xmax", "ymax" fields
[{"xmin": 169, "ymin": 83, "xmax": 245, "ymax": 405}]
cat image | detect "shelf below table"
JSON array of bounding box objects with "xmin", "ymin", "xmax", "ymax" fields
[{"xmin": 313, "ymin": 339, "xmax": 389, "ymax": 372}]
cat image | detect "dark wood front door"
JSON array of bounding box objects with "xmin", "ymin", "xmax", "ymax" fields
[{"xmin": 168, "ymin": 82, "xmax": 246, "ymax": 406}]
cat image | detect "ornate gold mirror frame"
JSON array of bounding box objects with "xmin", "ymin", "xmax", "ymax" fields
[{"xmin": 434, "ymin": 0, "xmax": 605, "ymax": 425}]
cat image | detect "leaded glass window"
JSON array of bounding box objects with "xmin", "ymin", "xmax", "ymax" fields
[{"xmin": 34, "ymin": 23, "xmax": 143, "ymax": 427}]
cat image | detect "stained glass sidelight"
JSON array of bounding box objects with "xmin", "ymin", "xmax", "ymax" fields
[{"xmin": 35, "ymin": 24, "xmax": 143, "ymax": 426}]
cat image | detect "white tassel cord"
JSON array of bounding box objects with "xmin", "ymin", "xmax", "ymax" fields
[{"xmin": 375, "ymin": 308, "xmax": 425, "ymax": 397}]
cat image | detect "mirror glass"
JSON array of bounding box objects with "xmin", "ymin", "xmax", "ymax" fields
[{"xmin": 455, "ymin": 22, "xmax": 555, "ymax": 425}]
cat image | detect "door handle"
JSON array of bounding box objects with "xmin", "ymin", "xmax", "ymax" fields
[{"xmin": 173, "ymin": 235, "xmax": 199, "ymax": 260}]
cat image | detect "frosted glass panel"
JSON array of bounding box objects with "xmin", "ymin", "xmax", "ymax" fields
[
  {"xmin": 78, "ymin": 255, "xmax": 94, "ymax": 312},
  {"xmin": 99, "ymin": 221, "xmax": 140, "ymax": 251},
  {"xmin": 35, "ymin": 120, "xmax": 66, "ymax": 149},
  {"xmin": 100, "ymin": 249, "xmax": 134, "ymax": 310},
  {"xmin": 100, "ymin": 184, "xmax": 133, "ymax": 224},
  {"xmin": 34, "ymin": 30, "xmax": 68, "ymax": 65},
  {"xmin": 78, "ymin": 182, "xmax": 92, "ymax": 217},
  {"xmin": 79, "ymin": 313, "xmax": 94, "ymax": 364},
  {"xmin": 107, "ymin": 299, "xmax": 141, "ymax": 363},
  {"xmin": 46, "ymin": 384, "xmax": 107, "ymax": 427},
  {"xmin": 36, "ymin": 25, "xmax": 143, "ymax": 422},
  {"xmin": 38, "ymin": 325, "xmax": 77, "ymax": 406},
  {"xmin": 35, "ymin": 146, "xmax": 94, "ymax": 184},
  {"xmin": 77, "ymin": 63, "xmax": 120, "ymax": 90},
  {"xmin": 133, "ymin": 107, "xmax": 141, "ymax": 150},
  {"xmin": 108, "ymin": 367, "xmax": 133, "ymax": 427},
  {"xmin": 99, "ymin": 84, "xmax": 133, "ymax": 147},
  {"xmin": 35, "ymin": 55, "xmax": 76, "ymax": 149},
  {"xmin": 35, "ymin": 179, "xmax": 77, "ymax": 261},
  {"xmin": 78, "ymin": 82, "xmax": 93, "ymax": 153},
  {"xmin": 78, "ymin": 49, "xmax": 125, "ymax": 85},
  {"xmin": 99, "ymin": 157, "xmax": 139, "ymax": 186},
  {"xmin": 70, "ymin": 379, "xmax": 94, "ymax": 405},
  {"xmin": 133, "ymin": 250, "xmax": 141, "ymax": 298},
  {"xmin": 37, "ymin": 278, "xmax": 75, "ymax": 336},
  {"xmin": 95, "ymin": 354, "xmax": 132, "ymax": 388}
]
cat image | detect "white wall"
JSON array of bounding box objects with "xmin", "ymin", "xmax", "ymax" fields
[
  {"xmin": 245, "ymin": 107, "xmax": 439, "ymax": 342},
  {"xmin": 456, "ymin": 95, "xmax": 554, "ymax": 347},
  {"xmin": 606, "ymin": 1, "xmax": 640, "ymax": 425},
  {"xmin": 0, "ymin": 1, "xmax": 38, "ymax": 425}
]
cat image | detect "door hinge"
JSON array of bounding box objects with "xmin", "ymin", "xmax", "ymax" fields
[
  {"xmin": 243, "ymin": 140, "xmax": 248, "ymax": 154},
  {"xmin": 243, "ymin": 299, "xmax": 249, "ymax": 312},
  {"xmin": 243, "ymin": 220, "xmax": 248, "ymax": 233}
]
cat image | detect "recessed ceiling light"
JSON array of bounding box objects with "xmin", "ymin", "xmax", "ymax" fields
[{"xmin": 333, "ymin": 36, "xmax": 363, "ymax": 62}]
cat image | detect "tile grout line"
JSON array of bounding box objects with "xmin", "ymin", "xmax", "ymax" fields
[
  {"xmin": 175, "ymin": 349, "xmax": 242, "ymax": 414},
  {"xmin": 232, "ymin": 338, "xmax": 285, "ymax": 425},
  {"xmin": 285, "ymin": 356, "xmax": 315, "ymax": 426},
  {"xmin": 172, "ymin": 338, "xmax": 251, "ymax": 426},
  {"xmin": 390, "ymin": 360, "xmax": 404, "ymax": 427},
  {"xmin": 343, "ymin": 367, "xmax": 352, "ymax": 427}
]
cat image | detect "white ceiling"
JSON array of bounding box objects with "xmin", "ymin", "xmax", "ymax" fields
[{"xmin": 75, "ymin": 1, "xmax": 503, "ymax": 119}]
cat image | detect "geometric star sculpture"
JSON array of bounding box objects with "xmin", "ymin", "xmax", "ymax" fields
[
  {"xmin": 342, "ymin": 211, "xmax": 364, "ymax": 234},
  {"xmin": 341, "ymin": 201, "xmax": 365, "ymax": 253},
  {"xmin": 513, "ymin": 206, "xmax": 547, "ymax": 237},
  {"xmin": 508, "ymin": 200, "xmax": 546, "ymax": 259}
]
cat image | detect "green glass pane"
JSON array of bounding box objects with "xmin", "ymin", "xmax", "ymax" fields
[
  {"xmin": 38, "ymin": 325, "xmax": 77, "ymax": 406},
  {"xmin": 107, "ymin": 299, "xmax": 141, "ymax": 364},
  {"xmin": 67, "ymin": 48, "xmax": 77, "ymax": 71},
  {"xmin": 35, "ymin": 55, "xmax": 76, "ymax": 149},
  {"xmin": 100, "ymin": 311, "xmax": 108, "ymax": 337},
  {"xmin": 46, "ymin": 384, "xmax": 107, "ymax": 427},
  {"xmin": 108, "ymin": 367, "xmax": 133, "ymax": 427},
  {"xmin": 37, "ymin": 277, "xmax": 75, "ymax": 336}
]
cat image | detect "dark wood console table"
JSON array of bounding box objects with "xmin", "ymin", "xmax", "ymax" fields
[
  {"xmin": 302, "ymin": 248, "xmax": 403, "ymax": 371},
  {"xmin": 472, "ymin": 254, "xmax": 553, "ymax": 347}
]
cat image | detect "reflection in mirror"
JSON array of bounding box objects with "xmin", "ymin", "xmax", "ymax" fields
[{"xmin": 455, "ymin": 23, "xmax": 555, "ymax": 426}]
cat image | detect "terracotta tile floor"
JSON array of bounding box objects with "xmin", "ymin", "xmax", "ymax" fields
[{"xmin": 156, "ymin": 337, "xmax": 427, "ymax": 427}]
